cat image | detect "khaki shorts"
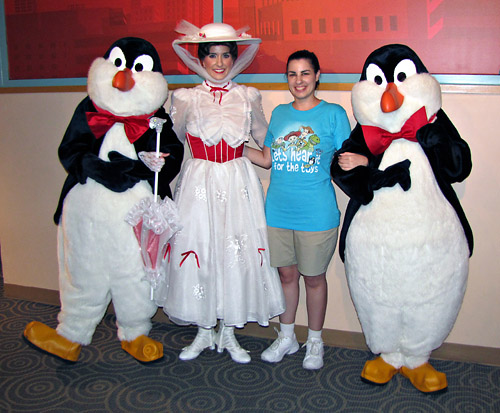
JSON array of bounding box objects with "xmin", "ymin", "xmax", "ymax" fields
[{"xmin": 267, "ymin": 226, "xmax": 339, "ymax": 276}]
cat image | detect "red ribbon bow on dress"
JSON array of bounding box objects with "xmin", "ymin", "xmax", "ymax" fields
[
  {"xmin": 205, "ymin": 81, "xmax": 230, "ymax": 105},
  {"xmin": 362, "ymin": 107, "xmax": 435, "ymax": 155},
  {"xmin": 86, "ymin": 104, "xmax": 154, "ymax": 143}
]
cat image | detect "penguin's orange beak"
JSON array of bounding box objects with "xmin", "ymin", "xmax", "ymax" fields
[
  {"xmin": 112, "ymin": 68, "xmax": 135, "ymax": 91},
  {"xmin": 380, "ymin": 82, "xmax": 404, "ymax": 113}
]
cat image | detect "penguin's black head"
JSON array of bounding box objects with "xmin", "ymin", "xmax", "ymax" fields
[
  {"xmin": 352, "ymin": 44, "xmax": 441, "ymax": 133},
  {"xmin": 103, "ymin": 37, "xmax": 163, "ymax": 74},
  {"xmin": 360, "ymin": 44, "xmax": 428, "ymax": 83},
  {"xmin": 87, "ymin": 37, "xmax": 168, "ymax": 117}
]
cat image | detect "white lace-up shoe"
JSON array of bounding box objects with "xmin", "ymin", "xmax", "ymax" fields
[
  {"xmin": 261, "ymin": 328, "xmax": 300, "ymax": 363},
  {"xmin": 216, "ymin": 325, "xmax": 251, "ymax": 364},
  {"xmin": 179, "ymin": 327, "xmax": 215, "ymax": 361},
  {"xmin": 302, "ymin": 338, "xmax": 324, "ymax": 370}
]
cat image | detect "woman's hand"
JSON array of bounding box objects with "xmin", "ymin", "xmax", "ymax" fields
[{"xmin": 337, "ymin": 152, "xmax": 368, "ymax": 171}]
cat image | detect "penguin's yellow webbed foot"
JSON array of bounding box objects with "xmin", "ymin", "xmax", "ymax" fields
[
  {"xmin": 400, "ymin": 362, "xmax": 448, "ymax": 393},
  {"xmin": 361, "ymin": 356, "xmax": 399, "ymax": 385},
  {"xmin": 121, "ymin": 335, "xmax": 163, "ymax": 362},
  {"xmin": 23, "ymin": 321, "xmax": 81, "ymax": 362}
]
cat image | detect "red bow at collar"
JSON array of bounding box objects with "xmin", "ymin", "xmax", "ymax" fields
[
  {"xmin": 86, "ymin": 104, "xmax": 155, "ymax": 143},
  {"xmin": 362, "ymin": 107, "xmax": 435, "ymax": 155},
  {"xmin": 205, "ymin": 81, "xmax": 230, "ymax": 104}
]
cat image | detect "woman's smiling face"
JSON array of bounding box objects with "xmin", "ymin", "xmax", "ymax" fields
[
  {"xmin": 202, "ymin": 45, "xmax": 234, "ymax": 81},
  {"xmin": 286, "ymin": 58, "xmax": 320, "ymax": 102}
]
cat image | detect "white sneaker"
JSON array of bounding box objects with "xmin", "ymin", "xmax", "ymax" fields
[
  {"xmin": 302, "ymin": 338, "xmax": 324, "ymax": 370},
  {"xmin": 179, "ymin": 327, "xmax": 215, "ymax": 361},
  {"xmin": 261, "ymin": 328, "xmax": 300, "ymax": 363},
  {"xmin": 216, "ymin": 325, "xmax": 251, "ymax": 364}
]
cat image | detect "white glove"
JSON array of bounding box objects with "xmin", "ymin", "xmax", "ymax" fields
[{"xmin": 139, "ymin": 151, "xmax": 168, "ymax": 173}]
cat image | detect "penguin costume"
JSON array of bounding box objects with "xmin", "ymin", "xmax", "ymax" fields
[
  {"xmin": 23, "ymin": 37, "xmax": 183, "ymax": 362},
  {"xmin": 331, "ymin": 44, "xmax": 473, "ymax": 393}
]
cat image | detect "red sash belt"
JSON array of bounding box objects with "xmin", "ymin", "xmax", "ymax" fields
[{"xmin": 187, "ymin": 133, "xmax": 244, "ymax": 163}]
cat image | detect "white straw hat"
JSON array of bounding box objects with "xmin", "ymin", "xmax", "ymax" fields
[{"xmin": 173, "ymin": 21, "xmax": 261, "ymax": 45}]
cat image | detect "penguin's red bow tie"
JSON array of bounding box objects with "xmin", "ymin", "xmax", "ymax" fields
[
  {"xmin": 86, "ymin": 104, "xmax": 155, "ymax": 143},
  {"xmin": 362, "ymin": 107, "xmax": 435, "ymax": 155}
]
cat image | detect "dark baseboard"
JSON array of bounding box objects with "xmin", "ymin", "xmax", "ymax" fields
[
  {"xmin": 5, "ymin": 283, "xmax": 500, "ymax": 367},
  {"xmin": 5, "ymin": 283, "xmax": 61, "ymax": 305}
]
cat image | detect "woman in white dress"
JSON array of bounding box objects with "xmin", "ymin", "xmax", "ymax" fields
[{"xmin": 154, "ymin": 21, "xmax": 285, "ymax": 363}]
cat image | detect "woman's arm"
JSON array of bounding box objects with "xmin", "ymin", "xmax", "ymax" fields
[
  {"xmin": 169, "ymin": 89, "xmax": 189, "ymax": 144},
  {"xmin": 244, "ymin": 145, "xmax": 272, "ymax": 169},
  {"xmin": 248, "ymin": 87, "xmax": 268, "ymax": 149}
]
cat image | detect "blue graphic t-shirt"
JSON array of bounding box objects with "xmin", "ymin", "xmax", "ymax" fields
[{"xmin": 264, "ymin": 100, "xmax": 351, "ymax": 231}]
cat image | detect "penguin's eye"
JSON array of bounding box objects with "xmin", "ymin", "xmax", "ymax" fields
[
  {"xmin": 132, "ymin": 55, "xmax": 154, "ymax": 73},
  {"xmin": 365, "ymin": 63, "xmax": 387, "ymax": 87},
  {"xmin": 108, "ymin": 47, "xmax": 126, "ymax": 70},
  {"xmin": 394, "ymin": 59, "xmax": 417, "ymax": 86}
]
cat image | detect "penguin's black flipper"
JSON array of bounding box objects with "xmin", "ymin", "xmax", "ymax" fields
[
  {"xmin": 417, "ymin": 109, "xmax": 472, "ymax": 184},
  {"xmin": 82, "ymin": 152, "xmax": 140, "ymax": 190},
  {"xmin": 416, "ymin": 109, "xmax": 474, "ymax": 256},
  {"xmin": 332, "ymin": 123, "xmax": 386, "ymax": 205},
  {"xmin": 370, "ymin": 159, "xmax": 411, "ymax": 192}
]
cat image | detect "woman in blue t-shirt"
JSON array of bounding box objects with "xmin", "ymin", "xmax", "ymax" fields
[{"xmin": 245, "ymin": 50, "xmax": 366, "ymax": 369}]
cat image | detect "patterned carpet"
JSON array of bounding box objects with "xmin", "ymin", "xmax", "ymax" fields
[{"xmin": 1, "ymin": 281, "xmax": 499, "ymax": 412}]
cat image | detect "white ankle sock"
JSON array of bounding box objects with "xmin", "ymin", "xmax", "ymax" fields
[
  {"xmin": 307, "ymin": 328, "xmax": 322, "ymax": 341},
  {"xmin": 280, "ymin": 322, "xmax": 295, "ymax": 338}
]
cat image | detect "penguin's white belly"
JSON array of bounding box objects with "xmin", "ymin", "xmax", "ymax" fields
[
  {"xmin": 60, "ymin": 125, "xmax": 152, "ymax": 273},
  {"xmin": 345, "ymin": 140, "xmax": 469, "ymax": 307}
]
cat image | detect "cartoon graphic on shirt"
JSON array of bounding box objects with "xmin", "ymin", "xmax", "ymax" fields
[
  {"xmin": 304, "ymin": 156, "xmax": 316, "ymax": 169},
  {"xmin": 271, "ymin": 136, "xmax": 286, "ymax": 150},
  {"xmin": 283, "ymin": 126, "xmax": 314, "ymax": 151},
  {"xmin": 271, "ymin": 126, "xmax": 321, "ymax": 174},
  {"xmin": 303, "ymin": 148, "xmax": 323, "ymax": 169},
  {"xmin": 297, "ymin": 134, "xmax": 320, "ymax": 152},
  {"xmin": 284, "ymin": 133, "xmax": 298, "ymax": 149}
]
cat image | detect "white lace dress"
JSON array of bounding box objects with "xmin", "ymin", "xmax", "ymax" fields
[{"xmin": 154, "ymin": 81, "xmax": 285, "ymax": 328}]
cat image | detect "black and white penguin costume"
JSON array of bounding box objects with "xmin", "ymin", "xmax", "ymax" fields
[
  {"xmin": 331, "ymin": 44, "xmax": 472, "ymax": 393},
  {"xmin": 24, "ymin": 37, "xmax": 183, "ymax": 362}
]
